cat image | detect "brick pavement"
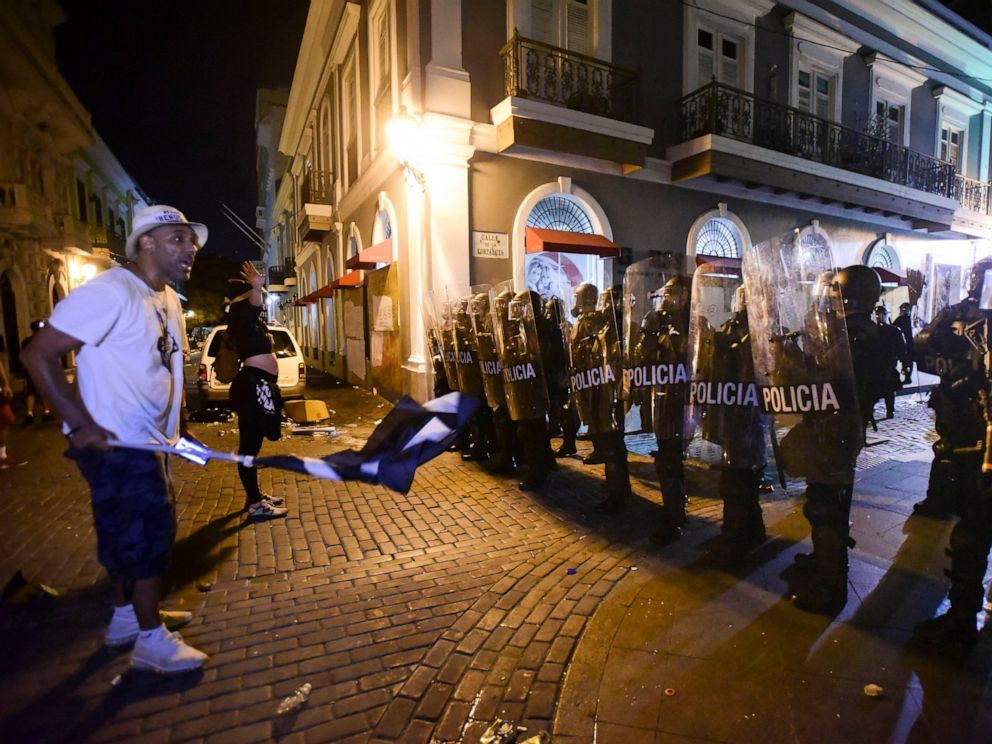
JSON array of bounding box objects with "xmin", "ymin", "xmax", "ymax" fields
[{"xmin": 0, "ymin": 389, "xmax": 972, "ymax": 743}]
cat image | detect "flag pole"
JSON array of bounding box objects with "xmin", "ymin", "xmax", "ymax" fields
[{"xmin": 107, "ymin": 438, "xmax": 255, "ymax": 467}]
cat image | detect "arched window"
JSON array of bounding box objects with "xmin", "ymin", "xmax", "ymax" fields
[
  {"xmin": 685, "ymin": 204, "xmax": 750, "ymax": 262},
  {"xmin": 524, "ymin": 193, "xmax": 598, "ymax": 299},
  {"xmin": 863, "ymin": 239, "xmax": 900, "ymax": 272},
  {"xmin": 526, "ymin": 194, "xmax": 594, "ymax": 233},
  {"xmin": 694, "ymin": 218, "xmax": 742, "ymax": 259}
]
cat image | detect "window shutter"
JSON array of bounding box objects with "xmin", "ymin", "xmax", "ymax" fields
[
  {"xmin": 531, "ymin": 0, "xmax": 554, "ymax": 43},
  {"xmin": 719, "ymin": 37, "xmax": 740, "ymax": 87},
  {"xmin": 566, "ymin": 0, "xmax": 590, "ymax": 54}
]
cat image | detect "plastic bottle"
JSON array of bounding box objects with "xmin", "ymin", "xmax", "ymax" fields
[{"xmin": 277, "ymin": 683, "xmax": 312, "ymax": 714}]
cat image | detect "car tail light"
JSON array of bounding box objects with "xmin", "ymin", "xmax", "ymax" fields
[
  {"xmin": 298, "ymin": 362, "xmax": 306, "ymax": 380},
  {"xmin": 198, "ymin": 363, "xmax": 207, "ymax": 382}
]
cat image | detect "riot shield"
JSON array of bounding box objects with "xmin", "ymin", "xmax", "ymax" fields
[
  {"xmin": 685, "ymin": 263, "xmax": 768, "ymax": 469},
  {"xmin": 623, "ymin": 256, "xmax": 688, "ymax": 437},
  {"xmin": 742, "ymin": 230, "xmax": 861, "ymax": 485},
  {"xmin": 489, "ymin": 281, "xmax": 549, "ymax": 421},
  {"xmin": 450, "ymin": 284, "xmax": 485, "ymax": 397},
  {"xmin": 564, "ymin": 278, "xmax": 622, "ymax": 434},
  {"xmin": 426, "ymin": 289, "xmax": 460, "ymax": 391},
  {"xmin": 421, "ymin": 294, "xmax": 450, "ymax": 392},
  {"xmin": 468, "ymin": 284, "xmax": 506, "ymax": 410}
]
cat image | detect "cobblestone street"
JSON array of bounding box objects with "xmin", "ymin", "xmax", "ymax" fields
[{"xmin": 1, "ymin": 386, "xmax": 990, "ymax": 743}]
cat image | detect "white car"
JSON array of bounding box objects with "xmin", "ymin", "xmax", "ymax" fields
[{"xmin": 197, "ymin": 324, "xmax": 306, "ymax": 404}]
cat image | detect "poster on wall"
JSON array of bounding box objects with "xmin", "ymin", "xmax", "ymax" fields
[
  {"xmin": 372, "ymin": 295, "xmax": 395, "ymax": 331},
  {"xmin": 371, "ymin": 332, "xmax": 383, "ymax": 366},
  {"xmin": 917, "ymin": 253, "xmax": 934, "ymax": 327},
  {"xmin": 346, "ymin": 338, "xmax": 366, "ymax": 380},
  {"xmin": 931, "ymin": 263, "xmax": 962, "ymax": 320}
]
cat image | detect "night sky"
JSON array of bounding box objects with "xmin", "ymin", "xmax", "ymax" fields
[{"xmin": 54, "ymin": 1, "xmax": 309, "ymax": 263}]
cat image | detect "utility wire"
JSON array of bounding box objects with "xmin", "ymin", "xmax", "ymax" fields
[{"xmin": 219, "ymin": 202, "xmax": 268, "ymax": 252}]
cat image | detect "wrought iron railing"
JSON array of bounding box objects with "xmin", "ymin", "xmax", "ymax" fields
[
  {"xmin": 500, "ymin": 31, "xmax": 639, "ymax": 122},
  {"xmin": 953, "ymin": 173, "xmax": 992, "ymax": 215},
  {"xmin": 300, "ymin": 169, "xmax": 333, "ymax": 206},
  {"xmin": 679, "ymin": 81, "xmax": 980, "ymax": 208},
  {"xmin": 88, "ymin": 224, "xmax": 108, "ymax": 246},
  {"xmin": 268, "ymin": 264, "xmax": 287, "ymax": 285}
]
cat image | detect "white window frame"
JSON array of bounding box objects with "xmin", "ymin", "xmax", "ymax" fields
[
  {"xmin": 682, "ymin": 0, "xmax": 774, "ymax": 96},
  {"xmin": 865, "ymin": 52, "xmax": 926, "ymax": 148},
  {"xmin": 685, "ymin": 203, "xmax": 751, "ymax": 260},
  {"xmin": 508, "ymin": 0, "xmax": 612, "ymax": 61},
  {"xmin": 933, "ymin": 86, "xmax": 982, "ymax": 177},
  {"xmin": 341, "ymin": 47, "xmax": 361, "ymax": 187},
  {"xmin": 367, "ymin": 0, "xmax": 396, "ymax": 156},
  {"xmin": 784, "ymin": 13, "xmax": 853, "ymax": 123}
]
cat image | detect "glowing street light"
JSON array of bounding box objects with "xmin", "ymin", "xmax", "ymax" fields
[{"xmin": 387, "ymin": 112, "xmax": 426, "ymax": 189}]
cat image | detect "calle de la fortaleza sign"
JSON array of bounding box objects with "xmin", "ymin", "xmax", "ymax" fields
[{"xmin": 472, "ymin": 231, "xmax": 509, "ymax": 259}]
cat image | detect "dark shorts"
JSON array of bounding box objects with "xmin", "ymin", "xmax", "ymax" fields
[
  {"xmin": 68, "ymin": 448, "xmax": 176, "ymax": 582},
  {"xmin": 230, "ymin": 366, "xmax": 283, "ymax": 442}
]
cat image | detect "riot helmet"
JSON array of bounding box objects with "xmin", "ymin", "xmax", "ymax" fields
[
  {"xmin": 469, "ymin": 292, "xmax": 489, "ymax": 319},
  {"xmin": 834, "ymin": 265, "xmax": 881, "ymax": 314},
  {"xmin": 508, "ymin": 290, "xmax": 533, "ymax": 321},
  {"xmin": 966, "ymin": 256, "xmax": 992, "ymax": 300},
  {"xmin": 873, "ymin": 305, "xmax": 889, "ymax": 324},
  {"xmin": 653, "ymin": 276, "xmax": 689, "ymax": 315},
  {"xmin": 571, "ymin": 283, "xmax": 598, "ymax": 317}
]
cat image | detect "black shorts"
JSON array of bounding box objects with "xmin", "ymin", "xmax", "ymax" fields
[
  {"xmin": 69, "ymin": 448, "xmax": 176, "ymax": 582},
  {"xmin": 230, "ymin": 366, "xmax": 283, "ymax": 442}
]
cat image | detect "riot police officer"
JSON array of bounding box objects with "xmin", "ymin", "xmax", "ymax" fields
[
  {"xmin": 453, "ymin": 293, "xmax": 494, "ymax": 462},
  {"xmin": 543, "ymin": 296, "xmax": 577, "ymax": 455},
  {"xmin": 568, "ymin": 282, "xmax": 630, "ymax": 513},
  {"xmin": 911, "ymin": 258, "xmax": 992, "ymax": 649},
  {"xmin": 491, "ymin": 285, "xmax": 554, "ymax": 490},
  {"xmin": 689, "ymin": 283, "xmax": 769, "ymax": 563},
  {"xmin": 788, "ymin": 264, "xmax": 882, "ymax": 612},
  {"xmin": 649, "ymin": 276, "xmax": 691, "ymax": 544}
]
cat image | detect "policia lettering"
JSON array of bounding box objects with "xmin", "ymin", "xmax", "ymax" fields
[
  {"xmin": 625, "ymin": 363, "xmax": 687, "ymax": 388},
  {"xmin": 760, "ymin": 383, "xmax": 840, "ymax": 413},
  {"xmin": 570, "ymin": 365, "xmax": 616, "ymax": 391}
]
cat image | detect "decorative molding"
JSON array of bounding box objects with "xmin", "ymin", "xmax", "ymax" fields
[{"xmin": 490, "ymin": 96, "xmax": 654, "ymax": 146}]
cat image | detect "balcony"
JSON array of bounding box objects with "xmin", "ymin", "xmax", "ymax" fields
[
  {"xmin": 0, "ymin": 181, "xmax": 56, "ymax": 239},
  {"xmin": 51, "ymin": 212, "xmax": 91, "ymax": 253},
  {"xmin": 89, "ymin": 224, "xmax": 108, "ymax": 247},
  {"xmin": 492, "ymin": 33, "xmax": 653, "ymax": 167},
  {"xmin": 269, "ymin": 259, "xmax": 296, "ymax": 290},
  {"xmin": 301, "ymin": 169, "xmax": 333, "ymax": 206},
  {"xmin": 299, "ymin": 169, "xmax": 334, "ymax": 243},
  {"xmin": 671, "ymin": 82, "xmax": 992, "ymax": 234}
]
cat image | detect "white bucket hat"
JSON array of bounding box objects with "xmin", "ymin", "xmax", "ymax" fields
[{"xmin": 124, "ymin": 205, "xmax": 208, "ymax": 259}]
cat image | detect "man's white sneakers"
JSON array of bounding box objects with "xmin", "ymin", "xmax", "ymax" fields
[
  {"xmin": 105, "ymin": 604, "xmax": 194, "ymax": 648},
  {"xmin": 131, "ymin": 625, "xmax": 208, "ymax": 674}
]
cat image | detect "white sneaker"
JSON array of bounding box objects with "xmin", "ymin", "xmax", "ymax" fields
[
  {"xmin": 106, "ymin": 605, "xmax": 194, "ymax": 648},
  {"xmin": 131, "ymin": 624, "xmax": 208, "ymax": 673}
]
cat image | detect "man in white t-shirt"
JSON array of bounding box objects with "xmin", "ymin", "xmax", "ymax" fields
[{"xmin": 22, "ymin": 205, "xmax": 209, "ymax": 674}]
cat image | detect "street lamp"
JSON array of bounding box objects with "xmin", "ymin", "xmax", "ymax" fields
[{"xmin": 386, "ymin": 112, "xmax": 426, "ymax": 190}]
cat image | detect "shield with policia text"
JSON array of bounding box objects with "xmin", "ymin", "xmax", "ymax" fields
[
  {"xmin": 742, "ymin": 230, "xmax": 861, "ymax": 485},
  {"xmin": 425, "ymin": 288, "xmax": 460, "ymax": 391},
  {"xmin": 623, "ymin": 255, "xmax": 689, "ymax": 438},
  {"xmin": 685, "ymin": 260, "xmax": 768, "ymax": 469},
  {"xmin": 489, "ymin": 281, "xmax": 549, "ymax": 421},
  {"xmin": 450, "ymin": 284, "xmax": 486, "ymax": 397},
  {"xmin": 467, "ymin": 284, "xmax": 506, "ymax": 410},
  {"xmin": 421, "ymin": 293, "xmax": 451, "ymax": 391},
  {"xmin": 562, "ymin": 276, "xmax": 622, "ymax": 434}
]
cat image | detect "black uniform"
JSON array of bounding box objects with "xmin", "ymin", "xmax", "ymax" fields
[{"xmin": 911, "ymin": 260, "xmax": 992, "ymax": 649}]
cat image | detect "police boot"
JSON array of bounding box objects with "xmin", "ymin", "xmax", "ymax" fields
[
  {"xmin": 709, "ymin": 470, "xmax": 766, "ymax": 565},
  {"xmin": 517, "ymin": 419, "xmax": 550, "ymax": 491},
  {"xmin": 913, "ymin": 445, "xmax": 956, "ymax": 517},
  {"xmin": 650, "ymin": 474, "xmax": 687, "ymax": 546},
  {"xmin": 914, "ymin": 530, "xmax": 989, "ymax": 650},
  {"xmin": 792, "ymin": 527, "xmax": 848, "ymax": 614},
  {"xmin": 489, "ymin": 413, "xmax": 516, "ymax": 475},
  {"xmin": 595, "ymin": 437, "xmax": 630, "ymax": 514},
  {"xmin": 556, "ymin": 405, "xmax": 579, "ymax": 457}
]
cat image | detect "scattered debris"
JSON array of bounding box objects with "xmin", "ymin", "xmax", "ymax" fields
[
  {"xmin": 196, "ymin": 581, "xmax": 213, "ymax": 593},
  {"xmin": 2, "ymin": 570, "xmax": 59, "ymax": 604},
  {"xmin": 291, "ymin": 425, "xmax": 338, "ymax": 436},
  {"xmin": 664, "ymin": 688, "xmax": 676, "ymax": 697},
  {"xmin": 566, "ymin": 568, "xmax": 577, "ymax": 575},
  {"xmin": 863, "ymin": 683, "xmax": 885, "ymax": 698},
  {"xmin": 519, "ymin": 732, "xmax": 550, "ymax": 744},
  {"xmin": 480, "ymin": 719, "xmax": 526, "ymax": 744},
  {"xmin": 110, "ymin": 674, "xmax": 122, "ymax": 687},
  {"xmin": 277, "ymin": 682, "xmax": 313, "ymax": 715}
]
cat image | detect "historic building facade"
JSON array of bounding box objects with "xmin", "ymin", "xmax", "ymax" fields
[
  {"xmin": 0, "ymin": 0, "xmax": 148, "ymax": 374},
  {"xmin": 262, "ymin": 0, "xmax": 992, "ymax": 401}
]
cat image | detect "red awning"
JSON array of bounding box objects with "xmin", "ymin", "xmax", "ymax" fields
[
  {"xmin": 330, "ymin": 270, "xmax": 363, "ymax": 290},
  {"xmin": 525, "ymin": 227, "xmax": 620, "ymax": 258},
  {"xmin": 345, "ymin": 238, "xmax": 392, "ymax": 270},
  {"xmin": 873, "ymin": 267, "xmax": 907, "ymax": 286},
  {"xmin": 313, "ymin": 283, "xmax": 335, "ymax": 298}
]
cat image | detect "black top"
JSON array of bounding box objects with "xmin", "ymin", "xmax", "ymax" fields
[{"xmin": 227, "ymin": 298, "xmax": 272, "ymax": 360}]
